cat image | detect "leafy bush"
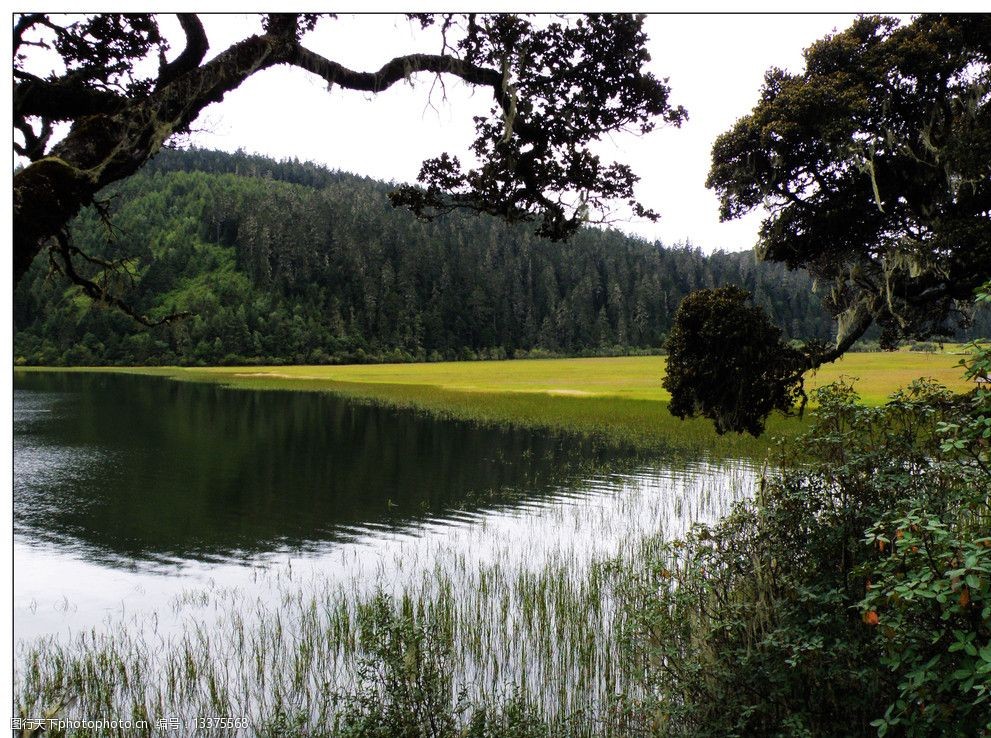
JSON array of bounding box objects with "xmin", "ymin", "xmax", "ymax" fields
[
  {"xmin": 859, "ymin": 339, "xmax": 991, "ymax": 735},
  {"xmin": 333, "ymin": 594, "xmax": 459, "ymax": 738},
  {"xmin": 332, "ymin": 594, "xmax": 553, "ymax": 738},
  {"xmin": 620, "ymin": 341, "xmax": 991, "ymax": 736}
]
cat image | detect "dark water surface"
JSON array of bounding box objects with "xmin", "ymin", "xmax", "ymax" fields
[
  {"xmin": 15, "ymin": 371, "xmax": 625, "ymax": 564},
  {"xmin": 14, "ymin": 371, "xmax": 753, "ymax": 646}
]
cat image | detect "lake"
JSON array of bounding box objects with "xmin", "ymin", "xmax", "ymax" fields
[{"xmin": 14, "ymin": 370, "xmax": 755, "ymax": 729}]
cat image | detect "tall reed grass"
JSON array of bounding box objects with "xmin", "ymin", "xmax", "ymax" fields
[{"xmin": 16, "ymin": 463, "xmax": 755, "ymax": 736}]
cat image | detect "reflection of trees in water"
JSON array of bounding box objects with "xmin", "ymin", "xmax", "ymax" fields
[{"xmin": 14, "ymin": 372, "xmax": 631, "ymax": 563}]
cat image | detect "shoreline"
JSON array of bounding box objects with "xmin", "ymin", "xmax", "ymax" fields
[{"xmin": 16, "ymin": 351, "xmax": 971, "ymax": 458}]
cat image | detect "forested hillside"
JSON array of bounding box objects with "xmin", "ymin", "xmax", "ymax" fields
[{"xmin": 12, "ymin": 148, "xmax": 986, "ymax": 367}]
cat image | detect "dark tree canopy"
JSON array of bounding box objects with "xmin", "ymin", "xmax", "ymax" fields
[
  {"xmin": 663, "ymin": 287, "xmax": 808, "ymax": 436},
  {"xmin": 668, "ymin": 13, "xmax": 991, "ymax": 434},
  {"xmin": 12, "ymin": 13, "xmax": 685, "ymax": 303}
]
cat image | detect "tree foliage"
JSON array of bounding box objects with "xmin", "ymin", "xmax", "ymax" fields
[
  {"xmin": 668, "ymin": 14, "xmax": 991, "ymax": 434},
  {"xmin": 392, "ymin": 15, "xmax": 684, "ymax": 240},
  {"xmin": 662, "ymin": 287, "xmax": 807, "ymax": 436},
  {"xmin": 12, "ymin": 13, "xmax": 684, "ymax": 299}
]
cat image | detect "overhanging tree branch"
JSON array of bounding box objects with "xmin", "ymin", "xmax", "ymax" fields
[
  {"xmin": 50, "ymin": 232, "xmax": 189, "ymax": 327},
  {"xmin": 14, "ymin": 13, "xmax": 679, "ymax": 299},
  {"xmin": 155, "ymin": 13, "xmax": 208, "ymax": 90}
]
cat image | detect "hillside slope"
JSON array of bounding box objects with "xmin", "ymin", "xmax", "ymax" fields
[{"xmin": 12, "ymin": 147, "xmax": 934, "ymax": 366}]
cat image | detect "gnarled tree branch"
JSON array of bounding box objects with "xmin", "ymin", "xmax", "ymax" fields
[
  {"xmin": 289, "ymin": 46, "xmax": 499, "ymax": 93},
  {"xmin": 50, "ymin": 232, "xmax": 189, "ymax": 327},
  {"xmin": 287, "ymin": 45, "xmax": 542, "ymax": 142},
  {"xmin": 14, "ymin": 74, "xmax": 127, "ymax": 121},
  {"xmin": 155, "ymin": 13, "xmax": 208, "ymax": 90}
]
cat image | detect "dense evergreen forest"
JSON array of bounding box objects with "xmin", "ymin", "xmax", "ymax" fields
[{"xmin": 12, "ymin": 148, "xmax": 988, "ymax": 366}]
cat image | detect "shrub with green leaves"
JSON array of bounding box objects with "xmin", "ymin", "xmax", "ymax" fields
[
  {"xmin": 331, "ymin": 594, "xmax": 554, "ymax": 738},
  {"xmin": 859, "ymin": 338, "xmax": 991, "ymax": 736},
  {"xmin": 332, "ymin": 594, "xmax": 460, "ymax": 738},
  {"xmin": 620, "ymin": 340, "xmax": 990, "ymax": 737}
]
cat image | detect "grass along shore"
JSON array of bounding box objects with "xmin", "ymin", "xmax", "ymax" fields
[{"xmin": 16, "ymin": 350, "xmax": 972, "ymax": 459}]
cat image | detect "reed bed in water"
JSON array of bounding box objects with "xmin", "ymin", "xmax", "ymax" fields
[{"xmin": 15, "ymin": 463, "xmax": 755, "ymax": 736}]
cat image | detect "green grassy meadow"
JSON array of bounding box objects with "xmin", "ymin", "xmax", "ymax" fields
[{"xmin": 22, "ymin": 349, "xmax": 973, "ymax": 458}]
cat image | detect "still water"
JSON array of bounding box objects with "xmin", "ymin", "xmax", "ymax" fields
[{"xmin": 14, "ymin": 371, "xmax": 755, "ymax": 720}]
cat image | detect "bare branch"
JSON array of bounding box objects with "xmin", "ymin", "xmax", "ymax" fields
[
  {"xmin": 13, "ymin": 14, "xmax": 55, "ymax": 56},
  {"xmin": 51, "ymin": 232, "xmax": 189, "ymax": 328},
  {"xmin": 155, "ymin": 14, "xmax": 208, "ymax": 90},
  {"xmin": 286, "ymin": 45, "xmax": 542, "ymax": 144},
  {"xmin": 13, "ymin": 117, "xmax": 53, "ymax": 160},
  {"xmin": 288, "ymin": 46, "xmax": 501, "ymax": 95}
]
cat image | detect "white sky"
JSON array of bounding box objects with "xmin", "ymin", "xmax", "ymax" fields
[
  {"xmin": 164, "ymin": 13, "xmax": 864, "ymax": 253},
  {"xmin": 11, "ymin": 13, "xmax": 883, "ymax": 253}
]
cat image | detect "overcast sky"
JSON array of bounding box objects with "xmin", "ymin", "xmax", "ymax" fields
[{"xmin": 144, "ymin": 13, "xmax": 865, "ymax": 253}]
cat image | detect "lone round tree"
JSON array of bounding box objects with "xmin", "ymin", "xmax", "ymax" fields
[{"xmin": 663, "ymin": 286, "xmax": 808, "ymax": 436}]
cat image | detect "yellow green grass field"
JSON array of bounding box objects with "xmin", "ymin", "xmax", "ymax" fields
[
  {"xmin": 22, "ymin": 349, "xmax": 975, "ymax": 459},
  {"xmin": 202, "ymin": 349, "xmax": 971, "ymax": 405}
]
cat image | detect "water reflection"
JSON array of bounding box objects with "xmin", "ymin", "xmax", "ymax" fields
[{"xmin": 14, "ymin": 371, "xmax": 635, "ymax": 566}]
